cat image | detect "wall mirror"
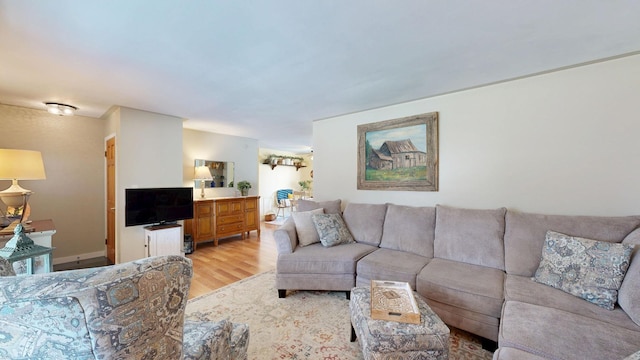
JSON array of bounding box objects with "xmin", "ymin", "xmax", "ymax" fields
[{"xmin": 194, "ymin": 159, "xmax": 235, "ymax": 188}]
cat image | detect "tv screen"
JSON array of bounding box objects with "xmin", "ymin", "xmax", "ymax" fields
[{"xmin": 125, "ymin": 187, "xmax": 194, "ymax": 227}]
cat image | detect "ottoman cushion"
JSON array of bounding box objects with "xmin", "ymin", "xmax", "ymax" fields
[{"xmin": 350, "ymin": 286, "xmax": 450, "ymax": 359}]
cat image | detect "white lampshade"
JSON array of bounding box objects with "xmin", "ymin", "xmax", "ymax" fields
[
  {"xmin": 0, "ymin": 149, "xmax": 46, "ymax": 207},
  {"xmin": 194, "ymin": 165, "xmax": 212, "ymax": 180}
]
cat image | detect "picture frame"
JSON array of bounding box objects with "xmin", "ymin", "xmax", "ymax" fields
[{"xmin": 357, "ymin": 112, "xmax": 438, "ymax": 191}]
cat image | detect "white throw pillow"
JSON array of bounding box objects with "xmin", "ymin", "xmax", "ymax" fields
[{"xmin": 292, "ymin": 208, "xmax": 324, "ymax": 247}]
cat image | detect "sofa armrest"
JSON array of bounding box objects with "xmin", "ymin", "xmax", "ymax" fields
[
  {"xmin": 0, "ymin": 255, "xmax": 193, "ymax": 359},
  {"xmin": 274, "ymin": 218, "xmax": 298, "ymax": 254},
  {"xmin": 183, "ymin": 319, "xmax": 233, "ymax": 360}
]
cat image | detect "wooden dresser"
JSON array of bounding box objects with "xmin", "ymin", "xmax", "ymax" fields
[{"xmin": 185, "ymin": 196, "xmax": 260, "ymax": 249}]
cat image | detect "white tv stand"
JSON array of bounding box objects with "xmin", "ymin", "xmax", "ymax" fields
[{"xmin": 144, "ymin": 223, "xmax": 183, "ymax": 257}]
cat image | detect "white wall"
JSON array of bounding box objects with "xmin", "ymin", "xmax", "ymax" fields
[
  {"xmin": 258, "ymin": 148, "xmax": 313, "ymax": 215},
  {"xmin": 182, "ymin": 129, "xmax": 259, "ymax": 199},
  {"xmin": 109, "ymin": 107, "xmax": 183, "ymax": 263},
  {"xmin": 313, "ymin": 54, "xmax": 640, "ymax": 216},
  {"xmin": 0, "ymin": 103, "xmax": 105, "ymax": 261}
]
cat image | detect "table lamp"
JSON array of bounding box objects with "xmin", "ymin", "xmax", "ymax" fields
[
  {"xmin": 0, "ymin": 149, "xmax": 46, "ymax": 228},
  {"xmin": 194, "ymin": 165, "xmax": 212, "ymax": 198}
]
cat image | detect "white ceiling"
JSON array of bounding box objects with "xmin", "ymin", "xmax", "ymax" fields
[{"xmin": 1, "ymin": 1, "xmax": 640, "ymax": 153}]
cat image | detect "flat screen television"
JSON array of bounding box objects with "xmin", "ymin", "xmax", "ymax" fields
[{"xmin": 125, "ymin": 187, "xmax": 194, "ymax": 227}]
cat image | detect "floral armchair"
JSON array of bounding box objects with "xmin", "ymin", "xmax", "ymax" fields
[{"xmin": 0, "ymin": 255, "xmax": 248, "ymax": 359}]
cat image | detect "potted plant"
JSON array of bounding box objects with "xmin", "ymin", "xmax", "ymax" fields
[
  {"xmin": 237, "ymin": 180, "xmax": 252, "ymax": 196},
  {"xmin": 298, "ymin": 180, "xmax": 312, "ymax": 191}
]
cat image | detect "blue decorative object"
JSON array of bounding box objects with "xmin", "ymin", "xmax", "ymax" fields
[{"xmin": 0, "ymin": 223, "xmax": 54, "ymax": 274}]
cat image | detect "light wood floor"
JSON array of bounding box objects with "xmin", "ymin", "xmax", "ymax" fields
[{"xmin": 186, "ymin": 221, "xmax": 280, "ymax": 299}]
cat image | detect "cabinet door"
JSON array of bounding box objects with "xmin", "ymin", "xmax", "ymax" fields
[
  {"xmin": 146, "ymin": 227, "xmax": 182, "ymax": 257},
  {"xmin": 245, "ymin": 198, "xmax": 258, "ymax": 231},
  {"xmin": 195, "ymin": 201, "xmax": 214, "ymax": 240}
]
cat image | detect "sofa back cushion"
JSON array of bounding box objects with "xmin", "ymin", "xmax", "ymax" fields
[
  {"xmin": 504, "ymin": 210, "xmax": 640, "ymax": 276},
  {"xmin": 296, "ymin": 199, "xmax": 342, "ymax": 214},
  {"xmin": 434, "ymin": 205, "xmax": 506, "ymax": 270},
  {"xmin": 343, "ymin": 203, "xmax": 387, "ymax": 246},
  {"xmin": 380, "ymin": 204, "xmax": 436, "ymax": 258},
  {"xmin": 619, "ymin": 227, "xmax": 640, "ymax": 326}
]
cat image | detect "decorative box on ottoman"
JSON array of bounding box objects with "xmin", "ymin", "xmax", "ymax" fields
[{"xmin": 350, "ymin": 286, "xmax": 450, "ymax": 360}]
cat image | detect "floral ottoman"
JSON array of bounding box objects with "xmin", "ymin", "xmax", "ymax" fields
[{"xmin": 350, "ymin": 286, "xmax": 450, "ymax": 360}]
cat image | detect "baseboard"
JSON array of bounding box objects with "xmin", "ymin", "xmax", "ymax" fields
[{"xmin": 54, "ymin": 250, "xmax": 106, "ymax": 265}]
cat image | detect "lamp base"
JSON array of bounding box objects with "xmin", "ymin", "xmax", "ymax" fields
[{"xmin": 0, "ymin": 180, "xmax": 32, "ymax": 207}]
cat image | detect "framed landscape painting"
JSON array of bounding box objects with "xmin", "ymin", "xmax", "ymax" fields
[{"xmin": 357, "ymin": 112, "xmax": 438, "ymax": 191}]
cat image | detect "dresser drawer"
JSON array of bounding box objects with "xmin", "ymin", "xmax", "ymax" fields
[
  {"xmin": 216, "ymin": 200, "xmax": 243, "ymax": 216},
  {"xmin": 217, "ymin": 222, "xmax": 245, "ymax": 235},
  {"xmin": 217, "ymin": 214, "xmax": 244, "ymax": 225}
]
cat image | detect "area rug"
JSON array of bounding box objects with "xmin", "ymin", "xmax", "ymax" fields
[
  {"xmin": 264, "ymin": 216, "xmax": 289, "ymax": 226},
  {"xmin": 186, "ymin": 270, "xmax": 493, "ymax": 360}
]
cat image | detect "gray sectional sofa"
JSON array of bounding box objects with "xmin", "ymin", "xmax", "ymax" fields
[{"xmin": 274, "ymin": 199, "xmax": 640, "ymax": 359}]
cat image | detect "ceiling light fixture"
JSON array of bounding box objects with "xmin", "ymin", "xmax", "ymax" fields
[{"xmin": 44, "ymin": 102, "xmax": 77, "ymax": 116}]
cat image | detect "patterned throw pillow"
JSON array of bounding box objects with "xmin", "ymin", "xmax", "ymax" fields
[
  {"xmin": 312, "ymin": 213, "xmax": 355, "ymax": 247},
  {"xmin": 533, "ymin": 230, "xmax": 633, "ymax": 310}
]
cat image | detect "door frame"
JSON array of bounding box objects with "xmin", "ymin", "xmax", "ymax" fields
[{"xmin": 105, "ymin": 134, "xmax": 116, "ymax": 264}]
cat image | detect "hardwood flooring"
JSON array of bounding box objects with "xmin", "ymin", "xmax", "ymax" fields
[{"xmin": 186, "ymin": 221, "xmax": 280, "ymax": 299}]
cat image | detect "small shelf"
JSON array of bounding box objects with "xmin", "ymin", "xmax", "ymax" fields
[{"xmin": 262, "ymin": 161, "xmax": 307, "ymax": 171}]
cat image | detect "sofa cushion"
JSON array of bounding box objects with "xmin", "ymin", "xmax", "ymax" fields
[
  {"xmin": 434, "ymin": 205, "xmax": 506, "ymax": 270},
  {"xmin": 276, "ymin": 242, "xmax": 378, "ymax": 274},
  {"xmin": 296, "ymin": 199, "xmax": 342, "ymax": 214},
  {"xmin": 292, "ymin": 208, "xmax": 324, "ymax": 246},
  {"xmin": 533, "ymin": 231, "xmax": 633, "ymax": 310},
  {"xmin": 493, "ymin": 346, "xmax": 549, "ymax": 360},
  {"xmin": 620, "ymin": 227, "xmax": 640, "ymax": 326},
  {"xmin": 499, "ymin": 300, "xmax": 640, "ymax": 360},
  {"xmin": 380, "ymin": 204, "xmax": 436, "ymax": 258},
  {"xmin": 504, "ymin": 274, "xmax": 640, "ymax": 332},
  {"xmin": 416, "ymin": 258, "xmax": 504, "ymax": 318},
  {"xmin": 343, "ymin": 203, "xmax": 387, "ymax": 246},
  {"xmin": 504, "ymin": 210, "xmax": 640, "ymax": 277},
  {"xmin": 356, "ymin": 248, "xmax": 430, "ymax": 289},
  {"xmin": 312, "ymin": 213, "xmax": 355, "ymax": 247}
]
